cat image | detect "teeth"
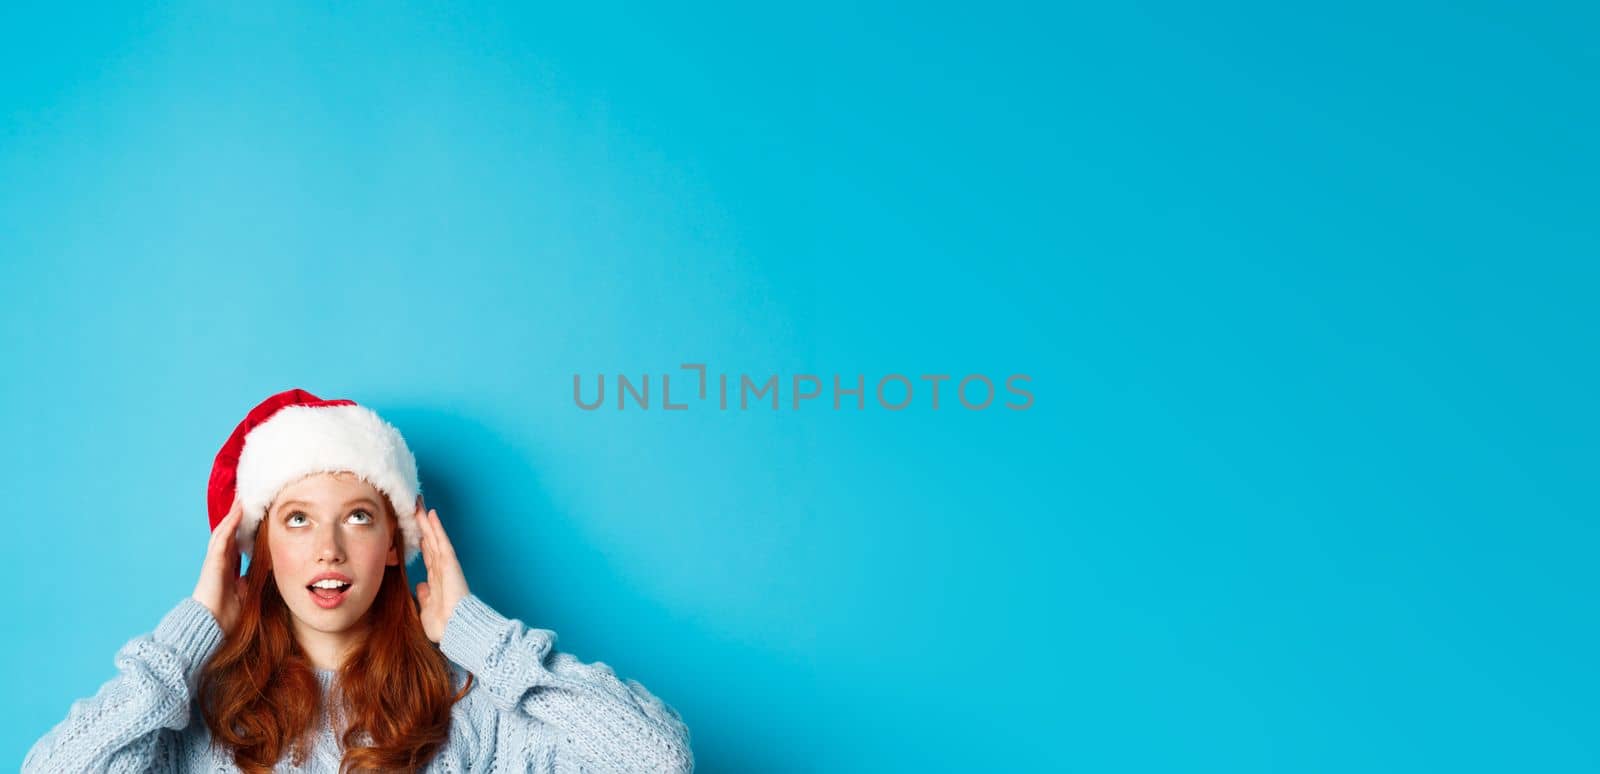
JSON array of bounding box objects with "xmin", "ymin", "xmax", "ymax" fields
[{"xmin": 311, "ymin": 579, "xmax": 349, "ymax": 589}]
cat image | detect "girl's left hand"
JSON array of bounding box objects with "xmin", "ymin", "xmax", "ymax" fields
[{"xmin": 414, "ymin": 495, "xmax": 471, "ymax": 644}]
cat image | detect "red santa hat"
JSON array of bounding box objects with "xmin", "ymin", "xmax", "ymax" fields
[{"xmin": 207, "ymin": 388, "xmax": 423, "ymax": 564}]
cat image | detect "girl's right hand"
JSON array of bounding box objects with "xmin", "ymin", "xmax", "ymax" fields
[{"xmin": 192, "ymin": 497, "xmax": 247, "ymax": 634}]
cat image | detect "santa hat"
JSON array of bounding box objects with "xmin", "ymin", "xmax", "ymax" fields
[{"xmin": 208, "ymin": 388, "xmax": 423, "ymax": 564}]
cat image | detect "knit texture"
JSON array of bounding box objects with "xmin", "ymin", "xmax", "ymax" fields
[{"xmin": 23, "ymin": 594, "xmax": 694, "ymax": 773}]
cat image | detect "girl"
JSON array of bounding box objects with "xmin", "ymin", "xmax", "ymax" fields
[{"xmin": 23, "ymin": 388, "xmax": 694, "ymax": 773}]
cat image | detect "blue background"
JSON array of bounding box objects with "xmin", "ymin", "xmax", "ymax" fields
[{"xmin": 2, "ymin": 2, "xmax": 1594, "ymax": 772}]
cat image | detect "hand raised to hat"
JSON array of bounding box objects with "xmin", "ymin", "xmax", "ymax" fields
[
  {"xmin": 414, "ymin": 495, "xmax": 471, "ymax": 644},
  {"xmin": 192, "ymin": 497, "xmax": 247, "ymax": 635}
]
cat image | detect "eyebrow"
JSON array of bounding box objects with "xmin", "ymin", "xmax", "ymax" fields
[{"xmin": 275, "ymin": 497, "xmax": 381, "ymax": 513}]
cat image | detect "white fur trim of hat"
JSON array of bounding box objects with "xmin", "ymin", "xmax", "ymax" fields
[{"xmin": 215, "ymin": 394, "xmax": 423, "ymax": 564}]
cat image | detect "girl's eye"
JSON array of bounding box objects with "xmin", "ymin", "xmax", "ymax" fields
[
  {"xmin": 287, "ymin": 512, "xmax": 308, "ymax": 527},
  {"xmin": 348, "ymin": 509, "xmax": 373, "ymax": 524}
]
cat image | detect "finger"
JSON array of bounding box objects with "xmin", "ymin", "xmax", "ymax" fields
[
  {"xmin": 428, "ymin": 510, "xmax": 459, "ymax": 560},
  {"xmin": 224, "ymin": 509, "xmax": 245, "ymax": 564},
  {"xmin": 213, "ymin": 500, "xmax": 245, "ymax": 552},
  {"xmin": 417, "ymin": 501, "xmax": 436, "ymax": 540},
  {"xmin": 423, "ymin": 507, "xmax": 445, "ymax": 565},
  {"xmin": 429, "ymin": 511, "xmax": 463, "ymax": 581},
  {"xmin": 418, "ymin": 516, "xmax": 436, "ymax": 576},
  {"xmin": 416, "ymin": 581, "xmax": 431, "ymax": 605},
  {"xmin": 416, "ymin": 510, "xmax": 439, "ymax": 577},
  {"xmin": 208, "ymin": 499, "xmax": 241, "ymax": 553}
]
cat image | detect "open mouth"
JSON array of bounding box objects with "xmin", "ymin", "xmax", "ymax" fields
[{"xmin": 307, "ymin": 581, "xmax": 353, "ymax": 607}]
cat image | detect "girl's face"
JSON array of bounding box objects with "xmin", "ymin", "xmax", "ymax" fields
[{"xmin": 265, "ymin": 471, "xmax": 400, "ymax": 637}]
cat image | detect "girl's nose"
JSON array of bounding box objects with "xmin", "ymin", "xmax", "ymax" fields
[{"xmin": 313, "ymin": 526, "xmax": 346, "ymax": 562}]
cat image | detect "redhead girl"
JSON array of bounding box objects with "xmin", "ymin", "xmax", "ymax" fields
[{"xmin": 24, "ymin": 389, "xmax": 694, "ymax": 773}]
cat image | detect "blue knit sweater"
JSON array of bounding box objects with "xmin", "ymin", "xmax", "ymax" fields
[{"xmin": 23, "ymin": 593, "xmax": 694, "ymax": 772}]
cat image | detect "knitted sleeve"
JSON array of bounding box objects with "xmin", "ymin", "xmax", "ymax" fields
[
  {"xmin": 22, "ymin": 596, "xmax": 223, "ymax": 774},
  {"xmin": 439, "ymin": 593, "xmax": 695, "ymax": 773}
]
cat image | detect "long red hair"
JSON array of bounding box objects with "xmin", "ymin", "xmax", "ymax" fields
[{"xmin": 197, "ymin": 497, "xmax": 474, "ymax": 772}]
